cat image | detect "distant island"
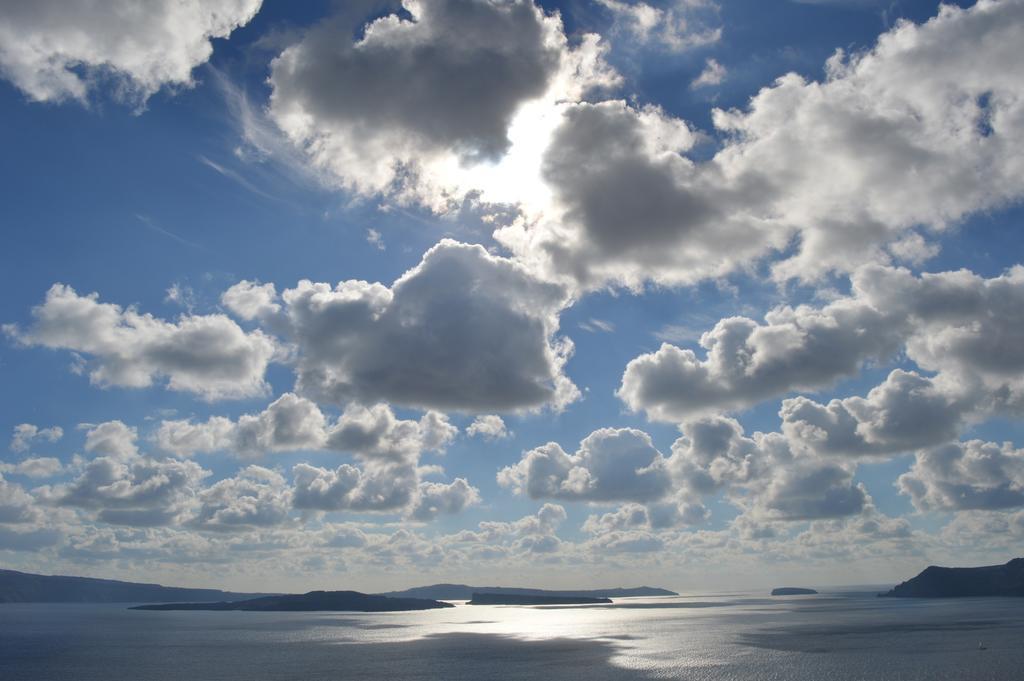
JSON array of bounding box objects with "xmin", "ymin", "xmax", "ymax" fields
[
  {"xmin": 771, "ymin": 587, "xmax": 818, "ymax": 596},
  {"xmin": 132, "ymin": 590, "xmax": 453, "ymax": 612},
  {"xmin": 881, "ymin": 557, "xmax": 1024, "ymax": 598},
  {"xmin": 0, "ymin": 568, "xmax": 270, "ymax": 604},
  {"xmin": 380, "ymin": 584, "xmax": 676, "ymax": 600},
  {"xmin": 469, "ymin": 592, "xmax": 612, "ymax": 606}
]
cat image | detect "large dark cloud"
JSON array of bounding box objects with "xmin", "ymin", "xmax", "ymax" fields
[
  {"xmin": 268, "ymin": 0, "xmax": 579, "ymax": 202},
  {"xmin": 223, "ymin": 240, "xmax": 578, "ymax": 412}
]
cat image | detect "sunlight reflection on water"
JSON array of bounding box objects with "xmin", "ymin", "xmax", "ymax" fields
[{"xmin": 3, "ymin": 592, "xmax": 1024, "ymax": 680}]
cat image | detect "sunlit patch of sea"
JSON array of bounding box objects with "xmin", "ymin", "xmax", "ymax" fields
[{"xmin": 3, "ymin": 591, "xmax": 1023, "ymax": 680}]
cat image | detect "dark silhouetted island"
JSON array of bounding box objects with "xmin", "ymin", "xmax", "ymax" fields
[
  {"xmin": 381, "ymin": 584, "xmax": 676, "ymax": 600},
  {"xmin": 771, "ymin": 587, "xmax": 818, "ymax": 596},
  {"xmin": 131, "ymin": 590, "xmax": 454, "ymax": 612},
  {"xmin": 469, "ymin": 592, "xmax": 612, "ymax": 605},
  {"xmin": 881, "ymin": 558, "xmax": 1024, "ymax": 598},
  {"xmin": 0, "ymin": 568, "xmax": 270, "ymax": 603}
]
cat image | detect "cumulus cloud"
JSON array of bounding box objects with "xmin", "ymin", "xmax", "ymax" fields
[
  {"xmin": 328, "ymin": 404, "xmax": 456, "ymax": 462},
  {"xmin": 6, "ymin": 284, "xmax": 279, "ymax": 400},
  {"xmin": 409, "ymin": 478, "xmax": 481, "ymax": 520},
  {"xmin": 0, "ymin": 473, "xmax": 39, "ymax": 524},
  {"xmin": 898, "ymin": 440, "xmax": 1024, "ymax": 512},
  {"xmin": 672, "ymin": 415, "xmax": 866, "ymax": 520},
  {"xmin": 457, "ymin": 502, "xmax": 567, "ymax": 555},
  {"xmin": 157, "ymin": 396, "xmax": 454, "ymax": 461},
  {"xmin": 155, "ymin": 416, "xmax": 236, "ymax": 459},
  {"xmin": 500, "ymin": 1, "xmax": 1024, "ymax": 290},
  {"xmin": 156, "ymin": 397, "xmax": 468, "ymax": 522},
  {"xmin": 267, "ymin": 0, "xmax": 613, "ymax": 207},
  {"xmin": 9, "ymin": 423, "xmax": 62, "ymax": 453},
  {"xmin": 289, "ymin": 408, "xmax": 470, "ymax": 519},
  {"xmin": 496, "ymin": 99, "xmax": 767, "ymax": 290},
  {"xmin": 498, "ymin": 427, "xmax": 672, "ymax": 502},
  {"xmin": 292, "ymin": 461, "xmax": 407, "ymax": 513},
  {"xmin": 0, "ymin": 457, "xmax": 64, "ymax": 479},
  {"xmin": 0, "ymin": 0, "xmax": 262, "ymax": 104},
  {"xmin": 501, "ymin": 416, "xmax": 865, "ymax": 522},
  {"xmin": 191, "ymin": 465, "xmax": 291, "ymax": 531},
  {"xmin": 466, "ymin": 415, "xmax": 510, "ymax": 440},
  {"xmin": 233, "ymin": 393, "xmax": 328, "ymax": 457},
  {"xmin": 82, "ymin": 420, "xmax": 140, "ymax": 460},
  {"xmin": 733, "ymin": 1, "xmax": 1024, "ymax": 282},
  {"xmin": 582, "ymin": 500, "xmax": 707, "ymax": 535},
  {"xmin": 779, "ymin": 370, "xmax": 968, "ymax": 458},
  {"xmin": 38, "ymin": 422, "xmax": 210, "ymax": 527},
  {"xmin": 220, "ymin": 280, "xmax": 281, "ymax": 321},
  {"xmin": 228, "ymin": 240, "xmax": 577, "ymax": 412},
  {"xmin": 621, "ymin": 264, "xmax": 1024, "ymax": 421}
]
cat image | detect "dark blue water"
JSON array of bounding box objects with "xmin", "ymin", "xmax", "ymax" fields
[{"xmin": 2, "ymin": 593, "xmax": 1022, "ymax": 679}]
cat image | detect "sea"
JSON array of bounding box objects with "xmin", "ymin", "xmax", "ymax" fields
[{"xmin": 2, "ymin": 590, "xmax": 1023, "ymax": 680}]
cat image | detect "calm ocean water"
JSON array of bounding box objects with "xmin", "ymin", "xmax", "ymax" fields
[{"xmin": 2, "ymin": 591, "xmax": 1023, "ymax": 680}]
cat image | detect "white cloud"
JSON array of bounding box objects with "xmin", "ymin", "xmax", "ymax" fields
[
  {"xmin": 500, "ymin": 1, "xmax": 1024, "ymax": 290},
  {"xmin": 220, "ymin": 280, "xmax": 281, "ymax": 321},
  {"xmin": 0, "ymin": 457, "xmax": 64, "ymax": 479},
  {"xmin": 292, "ymin": 461, "xmax": 479, "ymax": 520},
  {"xmin": 155, "ymin": 416, "xmax": 237, "ymax": 459},
  {"xmin": 366, "ymin": 229, "xmax": 386, "ymax": 251},
  {"xmin": 7, "ymin": 284, "xmax": 279, "ymax": 400},
  {"xmin": 0, "ymin": 473, "xmax": 39, "ymax": 524},
  {"xmin": 461, "ymin": 502, "xmax": 567, "ymax": 556},
  {"xmin": 582, "ymin": 500, "xmax": 707, "ymax": 535},
  {"xmin": 233, "ymin": 393, "xmax": 328, "ymax": 457},
  {"xmin": 498, "ymin": 427, "xmax": 673, "ymax": 502},
  {"xmin": 38, "ymin": 422, "xmax": 210, "ymax": 527},
  {"xmin": 9, "ymin": 423, "xmax": 62, "ymax": 453},
  {"xmin": 155, "ymin": 399, "xmax": 467, "ymax": 523},
  {"xmin": 578, "ymin": 318, "xmax": 615, "ymax": 333},
  {"xmin": 716, "ymin": 0, "xmax": 1024, "ymax": 282},
  {"xmin": 672, "ymin": 415, "xmax": 866, "ymax": 521},
  {"xmin": 691, "ymin": 57, "xmax": 726, "ymax": 88},
  {"xmin": 291, "ymin": 461, "xmax": 418, "ymax": 513},
  {"xmin": 0, "ymin": 0, "xmax": 262, "ymax": 105},
  {"xmin": 191, "ymin": 465, "xmax": 291, "ymax": 532},
  {"xmin": 502, "ymin": 415, "xmax": 867, "ymax": 523},
  {"xmin": 82, "ymin": 420, "xmax": 140, "ymax": 460},
  {"xmin": 779, "ymin": 370, "xmax": 968, "ymax": 458},
  {"xmin": 597, "ymin": 0, "xmax": 722, "ymax": 52},
  {"xmin": 899, "ymin": 440, "xmax": 1024, "ymax": 512},
  {"xmin": 466, "ymin": 415, "xmax": 510, "ymax": 441},
  {"xmin": 409, "ymin": 478, "xmax": 481, "ymax": 521},
  {"xmin": 157, "ymin": 396, "xmax": 455, "ymax": 463}
]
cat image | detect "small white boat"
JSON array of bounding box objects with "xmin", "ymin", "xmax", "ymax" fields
[{"xmin": 978, "ymin": 642, "xmax": 988, "ymax": 651}]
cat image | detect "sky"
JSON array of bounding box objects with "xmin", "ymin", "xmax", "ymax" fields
[{"xmin": 1, "ymin": 0, "xmax": 1023, "ymax": 594}]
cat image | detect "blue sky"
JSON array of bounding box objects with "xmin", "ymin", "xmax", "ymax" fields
[{"xmin": 1, "ymin": 0, "xmax": 1023, "ymax": 593}]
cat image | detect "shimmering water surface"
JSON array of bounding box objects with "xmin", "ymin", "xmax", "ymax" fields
[{"xmin": 3, "ymin": 591, "xmax": 1023, "ymax": 680}]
